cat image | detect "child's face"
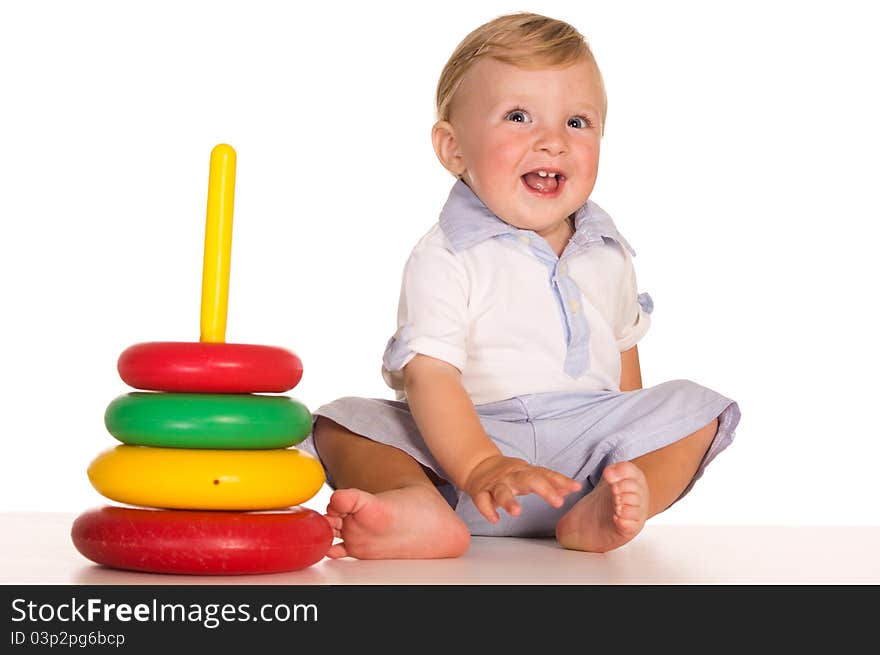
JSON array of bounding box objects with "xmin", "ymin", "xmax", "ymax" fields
[{"xmin": 440, "ymin": 57, "xmax": 603, "ymax": 242}]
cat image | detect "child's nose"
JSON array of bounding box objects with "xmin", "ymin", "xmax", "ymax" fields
[{"xmin": 533, "ymin": 126, "xmax": 567, "ymax": 156}]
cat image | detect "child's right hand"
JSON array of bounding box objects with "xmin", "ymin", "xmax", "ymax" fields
[{"xmin": 462, "ymin": 455, "xmax": 582, "ymax": 524}]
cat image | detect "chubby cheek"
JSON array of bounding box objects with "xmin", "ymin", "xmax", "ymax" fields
[
  {"xmin": 470, "ymin": 136, "xmax": 524, "ymax": 186},
  {"xmin": 586, "ymin": 139, "xmax": 601, "ymax": 173},
  {"xmin": 581, "ymin": 156, "xmax": 600, "ymax": 190},
  {"xmin": 573, "ymin": 144, "xmax": 600, "ymax": 194}
]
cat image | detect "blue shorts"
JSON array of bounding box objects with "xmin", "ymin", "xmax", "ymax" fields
[{"xmin": 299, "ymin": 379, "xmax": 740, "ymax": 537}]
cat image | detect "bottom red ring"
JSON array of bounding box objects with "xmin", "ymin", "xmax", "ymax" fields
[{"xmin": 71, "ymin": 506, "xmax": 332, "ymax": 575}]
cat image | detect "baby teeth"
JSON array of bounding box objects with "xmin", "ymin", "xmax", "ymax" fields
[{"xmin": 536, "ymin": 170, "xmax": 557, "ymax": 178}]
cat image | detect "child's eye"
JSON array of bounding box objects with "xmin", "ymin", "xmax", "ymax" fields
[
  {"xmin": 505, "ymin": 109, "xmax": 531, "ymax": 123},
  {"xmin": 568, "ymin": 116, "xmax": 593, "ymax": 129}
]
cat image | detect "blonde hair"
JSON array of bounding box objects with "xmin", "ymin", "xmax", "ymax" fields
[{"xmin": 435, "ymin": 12, "xmax": 607, "ymax": 129}]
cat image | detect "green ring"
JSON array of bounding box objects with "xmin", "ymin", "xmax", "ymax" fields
[{"xmin": 104, "ymin": 393, "xmax": 312, "ymax": 449}]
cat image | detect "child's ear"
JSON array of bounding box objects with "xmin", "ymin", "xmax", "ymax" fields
[{"xmin": 432, "ymin": 121, "xmax": 465, "ymax": 177}]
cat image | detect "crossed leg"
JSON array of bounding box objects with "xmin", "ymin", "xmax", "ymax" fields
[
  {"xmin": 314, "ymin": 414, "xmax": 721, "ymax": 558},
  {"xmin": 555, "ymin": 417, "xmax": 720, "ymax": 553},
  {"xmin": 312, "ymin": 417, "xmax": 471, "ymax": 559}
]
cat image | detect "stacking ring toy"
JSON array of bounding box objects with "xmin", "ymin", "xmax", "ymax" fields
[
  {"xmin": 72, "ymin": 506, "xmax": 332, "ymax": 575},
  {"xmin": 105, "ymin": 392, "xmax": 312, "ymax": 449},
  {"xmin": 88, "ymin": 445, "xmax": 325, "ymax": 510},
  {"xmin": 118, "ymin": 341, "xmax": 303, "ymax": 393}
]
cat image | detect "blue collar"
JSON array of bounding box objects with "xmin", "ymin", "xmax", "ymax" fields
[{"xmin": 438, "ymin": 179, "xmax": 636, "ymax": 257}]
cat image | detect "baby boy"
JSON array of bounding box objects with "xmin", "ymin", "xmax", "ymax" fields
[{"xmin": 299, "ymin": 12, "xmax": 741, "ymax": 558}]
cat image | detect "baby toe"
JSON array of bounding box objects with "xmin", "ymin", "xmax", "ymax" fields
[
  {"xmin": 603, "ymin": 461, "xmax": 644, "ymax": 484},
  {"xmin": 612, "ymin": 514, "xmax": 643, "ymax": 537},
  {"xmin": 613, "ymin": 491, "xmax": 643, "ymax": 508},
  {"xmin": 615, "ymin": 502, "xmax": 643, "ymax": 521}
]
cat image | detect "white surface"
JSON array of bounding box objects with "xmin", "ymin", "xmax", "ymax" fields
[
  {"xmin": 4, "ymin": 513, "xmax": 880, "ymax": 585},
  {"xmin": 1, "ymin": 0, "xmax": 879, "ymax": 527}
]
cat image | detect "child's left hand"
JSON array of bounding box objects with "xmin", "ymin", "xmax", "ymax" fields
[{"xmin": 463, "ymin": 455, "xmax": 582, "ymax": 524}]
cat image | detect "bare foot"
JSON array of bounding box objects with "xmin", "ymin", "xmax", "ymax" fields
[
  {"xmin": 323, "ymin": 485, "xmax": 471, "ymax": 559},
  {"xmin": 555, "ymin": 461, "xmax": 649, "ymax": 553}
]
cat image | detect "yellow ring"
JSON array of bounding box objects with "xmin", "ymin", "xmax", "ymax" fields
[{"xmin": 87, "ymin": 445, "xmax": 325, "ymax": 510}]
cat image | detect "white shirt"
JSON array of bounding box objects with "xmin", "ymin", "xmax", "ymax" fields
[{"xmin": 382, "ymin": 180, "xmax": 652, "ymax": 406}]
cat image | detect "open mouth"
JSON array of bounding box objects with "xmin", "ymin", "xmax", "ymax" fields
[{"xmin": 521, "ymin": 169, "xmax": 566, "ymax": 197}]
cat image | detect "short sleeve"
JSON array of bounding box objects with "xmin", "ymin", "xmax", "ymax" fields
[
  {"xmin": 381, "ymin": 241, "xmax": 469, "ymax": 390},
  {"xmin": 614, "ymin": 248, "xmax": 653, "ymax": 352}
]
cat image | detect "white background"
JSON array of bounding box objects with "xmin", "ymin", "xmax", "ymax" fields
[{"xmin": 1, "ymin": 0, "xmax": 877, "ymax": 525}]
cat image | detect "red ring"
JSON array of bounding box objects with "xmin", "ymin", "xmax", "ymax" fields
[
  {"xmin": 71, "ymin": 506, "xmax": 332, "ymax": 575},
  {"xmin": 117, "ymin": 342, "xmax": 303, "ymax": 393}
]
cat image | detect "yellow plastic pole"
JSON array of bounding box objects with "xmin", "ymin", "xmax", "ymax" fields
[{"xmin": 200, "ymin": 144, "xmax": 236, "ymax": 343}]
